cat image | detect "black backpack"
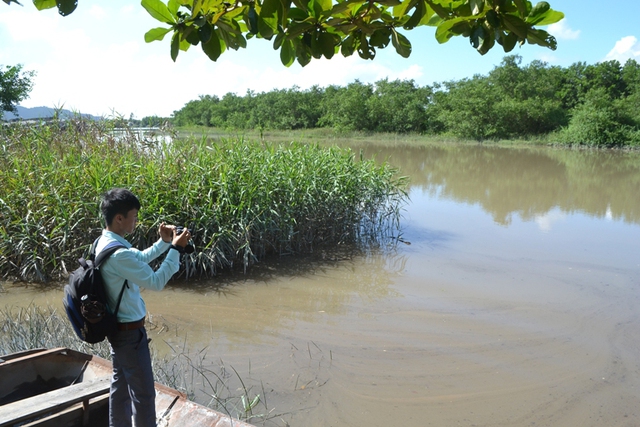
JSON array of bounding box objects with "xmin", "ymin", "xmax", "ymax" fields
[{"xmin": 63, "ymin": 238, "xmax": 128, "ymax": 344}]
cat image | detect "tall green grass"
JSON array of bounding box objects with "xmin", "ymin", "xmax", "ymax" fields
[{"xmin": 0, "ymin": 118, "xmax": 407, "ymax": 281}]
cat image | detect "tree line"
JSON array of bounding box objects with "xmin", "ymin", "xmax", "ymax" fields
[{"xmin": 172, "ymin": 55, "xmax": 640, "ymax": 147}]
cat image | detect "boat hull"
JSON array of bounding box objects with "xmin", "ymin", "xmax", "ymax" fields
[{"xmin": 0, "ymin": 348, "xmax": 253, "ymax": 427}]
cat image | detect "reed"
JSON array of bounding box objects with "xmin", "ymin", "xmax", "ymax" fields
[{"xmin": 0, "ymin": 118, "xmax": 407, "ymax": 282}]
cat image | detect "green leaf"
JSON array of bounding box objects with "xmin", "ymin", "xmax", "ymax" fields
[
  {"xmin": 331, "ymin": 0, "xmax": 362, "ymax": 16},
  {"xmin": 144, "ymin": 27, "xmax": 172, "ymax": 42},
  {"xmin": 33, "ymin": 0, "xmax": 56, "ymax": 11},
  {"xmin": 170, "ymin": 31, "xmax": 180, "ymax": 61},
  {"xmin": 534, "ymin": 9, "xmax": 563, "ymax": 25},
  {"xmin": 470, "ymin": 25, "xmax": 483, "ymax": 49},
  {"xmin": 56, "ymin": 0, "xmax": 77, "ymax": 16},
  {"xmin": 392, "ymin": 0, "xmax": 417, "ymax": 19},
  {"xmin": 501, "ymin": 13, "xmax": 528, "ymax": 38},
  {"xmin": 319, "ymin": 31, "xmax": 337, "ymax": 58},
  {"xmin": 404, "ymin": 0, "xmax": 426, "ymax": 30},
  {"xmin": 287, "ymin": 7, "xmax": 309, "ymax": 21},
  {"xmin": 310, "ymin": 32, "xmax": 323, "ymax": 59},
  {"xmin": 179, "ymin": 34, "xmax": 191, "ymax": 51},
  {"xmin": 428, "ymin": 0, "xmax": 452, "ymax": 19},
  {"xmin": 295, "ymin": 39, "xmax": 312, "ymax": 66},
  {"xmin": 435, "ymin": 16, "xmax": 470, "ymax": 43},
  {"xmin": 281, "ymin": 39, "xmax": 295, "ymax": 66},
  {"xmin": 261, "ymin": 0, "xmax": 282, "ymax": 33},
  {"xmin": 248, "ymin": 4, "xmax": 259, "ymax": 35},
  {"xmin": 391, "ymin": 28, "xmax": 411, "ymax": 57},
  {"xmin": 478, "ymin": 27, "xmax": 495, "ymax": 54},
  {"xmin": 526, "ymin": 2, "xmax": 564, "ymax": 25},
  {"xmin": 498, "ymin": 31, "xmax": 518, "ymax": 52},
  {"xmin": 185, "ymin": 26, "xmax": 200, "ymax": 45},
  {"xmin": 370, "ymin": 27, "xmax": 391, "ymax": 48},
  {"xmin": 526, "ymin": 28, "xmax": 557, "ymax": 49},
  {"xmin": 513, "ymin": 0, "xmax": 530, "ymax": 18},
  {"xmin": 310, "ymin": 0, "xmax": 331, "ymax": 18},
  {"xmin": 273, "ymin": 31, "xmax": 286, "ymax": 49},
  {"xmin": 199, "ymin": 21, "xmax": 214, "ymax": 44},
  {"xmin": 469, "ymin": 0, "xmax": 483, "ymax": 16},
  {"xmin": 202, "ymin": 30, "xmax": 224, "ymax": 61},
  {"xmin": 287, "ymin": 21, "xmax": 315, "ymax": 38},
  {"xmin": 142, "ymin": 0, "xmax": 176, "ymax": 25},
  {"xmin": 485, "ymin": 9, "xmax": 500, "ymax": 28},
  {"xmin": 377, "ymin": 0, "xmax": 402, "ymax": 6},
  {"xmin": 528, "ymin": 1, "xmax": 549, "ymax": 16},
  {"xmin": 357, "ymin": 31, "xmax": 374, "ymax": 59},
  {"xmin": 340, "ymin": 33, "xmax": 357, "ymax": 56},
  {"xmin": 192, "ymin": 0, "xmax": 204, "ymax": 17},
  {"xmin": 167, "ymin": 0, "xmax": 181, "ymax": 18}
]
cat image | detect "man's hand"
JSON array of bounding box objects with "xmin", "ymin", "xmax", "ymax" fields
[
  {"xmin": 172, "ymin": 227, "xmax": 191, "ymax": 249},
  {"xmin": 159, "ymin": 222, "xmax": 175, "ymax": 243}
]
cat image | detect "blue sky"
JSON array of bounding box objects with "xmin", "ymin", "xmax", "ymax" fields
[{"xmin": 1, "ymin": 0, "xmax": 638, "ymax": 118}]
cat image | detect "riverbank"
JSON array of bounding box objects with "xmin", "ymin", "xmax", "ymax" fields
[{"xmin": 176, "ymin": 126, "xmax": 640, "ymax": 150}]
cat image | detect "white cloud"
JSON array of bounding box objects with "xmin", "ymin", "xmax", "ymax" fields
[
  {"xmin": 534, "ymin": 210, "xmax": 566, "ymax": 233},
  {"xmin": 537, "ymin": 53, "xmax": 559, "ymax": 64},
  {"xmin": 88, "ymin": 5, "xmax": 107, "ymax": 20},
  {"xmin": 0, "ymin": 9, "xmax": 59, "ymax": 43},
  {"xmin": 547, "ymin": 20, "xmax": 580, "ymax": 40},
  {"xmin": 604, "ymin": 36, "xmax": 640, "ymax": 63}
]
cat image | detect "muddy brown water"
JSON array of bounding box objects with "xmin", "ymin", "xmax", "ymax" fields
[{"xmin": 2, "ymin": 143, "xmax": 640, "ymax": 426}]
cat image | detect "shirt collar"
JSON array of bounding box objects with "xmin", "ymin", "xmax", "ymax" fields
[{"xmin": 101, "ymin": 229, "xmax": 133, "ymax": 249}]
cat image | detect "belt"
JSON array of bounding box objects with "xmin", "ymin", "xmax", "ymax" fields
[{"xmin": 117, "ymin": 318, "xmax": 145, "ymax": 331}]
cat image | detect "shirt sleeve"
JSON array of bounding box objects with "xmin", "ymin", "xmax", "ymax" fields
[
  {"xmin": 109, "ymin": 245, "xmax": 180, "ymax": 291},
  {"xmin": 136, "ymin": 238, "xmax": 173, "ymax": 264}
]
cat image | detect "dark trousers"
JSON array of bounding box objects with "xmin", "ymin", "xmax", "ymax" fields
[{"xmin": 108, "ymin": 328, "xmax": 156, "ymax": 427}]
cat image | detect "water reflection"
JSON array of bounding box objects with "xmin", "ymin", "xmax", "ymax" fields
[
  {"xmin": 147, "ymin": 249, "xmax": 407, "ymax": 348},
  {"xmin": 355, "ymin": 144, "xmax": 640, "ymax": 226}
]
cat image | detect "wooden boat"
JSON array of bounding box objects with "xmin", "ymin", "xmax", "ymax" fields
[{"xmin": 0, "ymin": 348, "xmax": 254, "ymax": 427}]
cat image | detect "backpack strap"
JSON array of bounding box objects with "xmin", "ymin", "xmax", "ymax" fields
[
  {"xmin": 93, "ymin": 240, "xmax": 126, "ymax": 268},
  {"xmin": 91, "ymin": 237, "xmax": 130, "ymax": 318},
  {"xmin": 112, "ymin": 280, "xmax": 129, "ymax": 317}
]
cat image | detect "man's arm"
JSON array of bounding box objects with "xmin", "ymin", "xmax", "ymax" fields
[{"xmin": 110, "ymin": 248, "xmax": 180, "ymax": 291}]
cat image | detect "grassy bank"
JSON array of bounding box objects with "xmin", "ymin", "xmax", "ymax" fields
[
  {"xmin": 0, "ymin": 305, "xmax": 270, "ymax": 423},
  {"xmin": 0, "ymin": 118, "xmax": 407, "ymax": 282},
  {"xmin": 175, "ymin": 126, "xmax": 580, "ymax": 149}
]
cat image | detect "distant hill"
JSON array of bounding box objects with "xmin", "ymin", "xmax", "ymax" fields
[{"xmin": 1, "ymin": 106, "xmax": 101, "ymax": 121}]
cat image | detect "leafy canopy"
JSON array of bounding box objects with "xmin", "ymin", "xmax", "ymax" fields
[
  {"xmin": 0, "ymin": 64, "xmax": 36, "ymax": 114},
  {"xmin": 18, "ymin": 0, "xmax": 563, "ymax": 67}
]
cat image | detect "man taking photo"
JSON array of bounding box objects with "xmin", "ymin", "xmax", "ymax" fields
[{"xmin": 96, "ymin": 188, "xmax": 191, "ymax": 427}]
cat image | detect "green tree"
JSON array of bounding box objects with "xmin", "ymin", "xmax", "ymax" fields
[
  {"xmin": 319, "ymin": 81, "xmax": 374, "ymax": 131},
  {"xmin": 249, "ymin": 86, "xmax": 324, "ymax": 129},
  {"xmin": 559, "ymin": 87, "xmax": 636, "ymax": 147},
  {"xmin": 432, "ymin": 76, "xmax": 497, "ymax": 140},
  {"xmin": 0, "ymin": 64, "xmax": 36, "ymax": 115},
  {"xmin": 15, "ymin": 0, "xmax": 564, "ymax": 68},
  {"xmin": 621, "ymin": 59, "xmax": 640, "ymax": 92},
  {"xmin": 584, "ymin": 60, "xmax": 626, "ymax": 100},
  {"xmin": 366, "ymin": 79, "xmax": 432, "ymax": 133},
  {"xmin": 487, "ymin": 56, "xmax": 567, "ymax": 136}
]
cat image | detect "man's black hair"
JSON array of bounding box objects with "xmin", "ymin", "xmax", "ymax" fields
[{"xmin": 101, "ymin": 188, "xmax": 141, "ymax": 226}]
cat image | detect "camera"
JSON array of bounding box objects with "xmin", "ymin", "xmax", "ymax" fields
[
  {"xmin": 175, "ymin": 226, "xmax": 192, "ymax": 235},
  {"xmin": 175, "ymin": 226, "xmax": 195, "ymax": 254}
]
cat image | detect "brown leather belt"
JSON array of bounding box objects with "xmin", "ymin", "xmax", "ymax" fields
[{"xmin": 117, "ymin": 318, "xmax": 145, "ymax": 331}]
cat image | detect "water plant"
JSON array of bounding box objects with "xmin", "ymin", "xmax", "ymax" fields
[{"xmin": 0, "ymin": 118, "xmax": 407, "ymax": 282}]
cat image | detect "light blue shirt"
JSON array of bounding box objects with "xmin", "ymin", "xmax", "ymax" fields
[{"xmin": 95, "ymin": 230, "xmax": 180, "ymax": 323}]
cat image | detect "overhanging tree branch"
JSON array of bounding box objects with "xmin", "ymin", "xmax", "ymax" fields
[{"xmin": 15, "ymin": 0, "xmax": 564, "ymax": 67}]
